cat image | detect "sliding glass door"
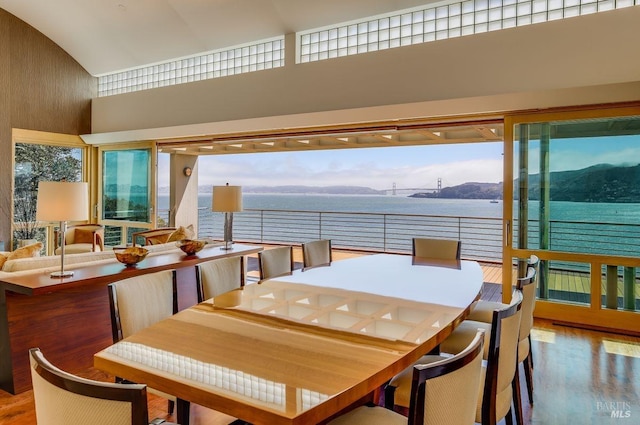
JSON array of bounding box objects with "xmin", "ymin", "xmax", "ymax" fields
[
  {"xmin": 98, "ymin": 143, "xmax": 158, "ymax": 246},
  {"xmin": 504, "ymin": 107, "xmax": 640, "ymax": 333}
]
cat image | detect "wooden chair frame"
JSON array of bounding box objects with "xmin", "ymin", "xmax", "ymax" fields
[
  {"xmin": 301, "ymin": 239, "xmax": 332, "ymax": 270},
  {"xmin": 258, "ymin": 245, "xmax": 295, "ymax": 282},
  {"xmin": 30, "ymin": 347, "xmax": 149, "ymax": 425},
  {"xmin": 107, "ymin": 271, "xmax": 187, "ymax": 423},
  {"xmin": 195, "ymin": 256, "xmax": 245, "ymax": 303},
  {"xmin": 412, "ymin": 237, "xmax": 461, "ymax": 260},
  {"xmin": 55, "ymin": 223, "xmax": 105, "ymax": 252},
  {"xmin": 408, "ymin": 329, "xmax": 485, "ymax": 425},
  {"xmin": 482, "ymin": 290, "xmax": 523, "ymax": 425}
]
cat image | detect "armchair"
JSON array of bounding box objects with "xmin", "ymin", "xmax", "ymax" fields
[{"xmin": 54, "ymin": 224, "xmax": 104, "ymax": 254}]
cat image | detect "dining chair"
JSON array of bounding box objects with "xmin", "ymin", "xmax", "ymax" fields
[
  {"xmin": 301, "ymin": 239, "xmax": 332, "ymax": 270},
  {"xmin": 54, "ymin": 223, "xmax": 104, "ymax": 254},
  {"xmin": 412, "ymin": 238, "xmax": 461, "ymax": 260},
  {"xmin": 330, "ymin": 329, "xmax": 485, "ymax": 425},
  {"xmin": 386, "ymin": 291, "xmax": 523, "ymax": 425},
  {"xmin": 258, "ymin": 245, "xmax": 294, "ymax": 282},
  {"xmin": 108, "ymin": 270, "xmax": 190, "ymax": 424},
  {"xmin": 465, "ymin": 258, "xmax": 538, "ymax": 416},
  {"xmin": 195, "ymin": 256, "xmax": 245, "ymax": 302},
  {"xmin": 29, "ymin": 347, "xmax": 178, "ymax": 425}
]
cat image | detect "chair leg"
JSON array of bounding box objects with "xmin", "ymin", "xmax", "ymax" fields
[
  {"xmin": 528, "ymin": 335, "xmax": 534, "ymax": 369},
  {"xmin": 512, "ymin": 368, "xmax": 524, "ymax": 425},
  {"xmin": 505, "ymin": 408, "xmax": 514, "ymax": 425},
  {"xmin": 177, "ymin": 398, "xmax": 190, "ymax": 425},
  {"xmin": 383, "ymin": 384, "xmax": 396, "ymax": 410},
  {"xmin": 168, "ymin": 399, "xmax": 175, "ymax": 414},
  {"xmin": 523, "ymin": 352, "xmax": 534, "ymax": 404}
]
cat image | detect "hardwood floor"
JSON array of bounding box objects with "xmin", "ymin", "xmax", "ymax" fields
[{"xmin": 2, "ymin": 252, "xmax": 639, "ymax": 424}]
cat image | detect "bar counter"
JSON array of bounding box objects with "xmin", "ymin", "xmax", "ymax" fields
[{"xmin": 0, "ymin": 243, "xmax": 261, "ymax": 394}]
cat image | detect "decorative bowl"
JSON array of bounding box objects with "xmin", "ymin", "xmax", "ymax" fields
[
  {"xmin": 114, "ymin": 246, "xmax": 148, "ymax": 266},
  {"xmin": 177, "ymin": 239, "xmax": 206, "ymax": 256}
]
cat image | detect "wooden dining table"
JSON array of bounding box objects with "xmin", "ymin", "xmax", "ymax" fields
[{"xmin": 94, "ymin": 254, "xmax": 483, "ymax": 425}]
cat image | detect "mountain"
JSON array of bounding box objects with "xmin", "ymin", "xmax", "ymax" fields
[
  {"xmin": 526, "ymin": 163, "xmax": 640, "ymax": 202},
  {"xmin": 410, "ymin": 163, "xmax": 640, "ymax": 202},
  {"xmin": 410, "ymin": 182, "xmax": 502, "ymax": 199}
]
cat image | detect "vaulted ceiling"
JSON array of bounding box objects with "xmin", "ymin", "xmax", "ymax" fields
[{"xmin": 0, "ymin": 0, "xmax": 434, "ymax": 76}]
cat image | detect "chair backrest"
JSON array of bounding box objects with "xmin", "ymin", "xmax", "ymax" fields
[
  {"xmin": 29, "ymin": 347, "xmax": 149, "ymax": 425},
  {"xmin": 61, "ymin": 224, "xmax": 105, "ymax": 251},
  {"xmin": 412, "ymin": 238, "xmax": 461, "ymax": 260},
  {"xmin": 108, "ymin": 270, "xmax": 177, "ymax": 342},
  {"xmin": 258, "ymin": 246, "xmax": 294, "ymax": 282},
  {"xmin": 408, "ymin": 329, "xmax": 485, "ymax": 425},
  {"xmin": 516, "ymin": 264, "xmax": 537, "ymax": 343},
  {"xmin": 481, "ymin": 290, "xmax": 523, "ymax": 425},
  {"xmin": 196, "ymin": 256, "xmax": 245, "ymax": 302},
  {"xmin": 302, "ymin": 239, "xmax": 332, "ymax": 270}
]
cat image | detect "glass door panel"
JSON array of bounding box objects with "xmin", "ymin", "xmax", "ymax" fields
[
  {"xmin": 101, "ymin": 148, "xmax": 153, "ymax": 246},
  {"xmin": 512, "ymin": 115, "xmax": 640, "ymax": 310}
]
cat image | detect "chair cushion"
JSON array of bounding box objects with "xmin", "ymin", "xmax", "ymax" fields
[
  {"xmin": 55, "ymin": 244, "xmax": 95, "ymax": 255},
  {"xmin": 328, "ymin": 405, "xmax": 406, "ymax": 425},
  {"xmin": 466, "ymin": 300, "xmax": 507, "ymax": 323},
  {"xmin": 7, "ymin": 242, "xmax": 43, "ymax": 260},
  {"xmin": 167, "ymin": 225, "xmax": 195, "ymax": 242},
  {"xmin": 440, "ymin": 320, "xmax": 492, "ymax": 360},
  {"xmin": 387, "ymin": 355, "xmax": 445, "ymax": 408},
  {"xmin": 74, "ymin": 228, "xmax": 95, "ymax": 244}
]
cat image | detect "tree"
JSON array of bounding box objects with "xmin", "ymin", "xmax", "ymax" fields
[{"xmin": 13, "ymin": 143, "xmax": 82, "ymax": 243}]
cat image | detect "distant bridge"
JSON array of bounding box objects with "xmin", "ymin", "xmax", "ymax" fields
[{"xmin": 384, "ymin": 179, "xmax": 442, "ymax": 195}]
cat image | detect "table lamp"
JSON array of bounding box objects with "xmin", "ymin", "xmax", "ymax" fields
[
  {"xmin": 212, "ymin": 183, "xmax": 243, "ymax": 250},
  {"xmin": 36, "ymin": 181, "xmax": 89, "ymax": 277}
]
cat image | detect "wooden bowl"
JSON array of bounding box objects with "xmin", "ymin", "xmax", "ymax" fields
[
  {"xmin": 114, "ymin": 246, "xmax": 148, "ymax": 266},
  {"xmin": 176, "ymin": 239, "xmax": 206, "ymax": 255}
]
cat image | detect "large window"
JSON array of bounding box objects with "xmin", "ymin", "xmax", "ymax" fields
[{"xmin": 13, "ymin": 143, "xmax": 83, "ymax": 249}]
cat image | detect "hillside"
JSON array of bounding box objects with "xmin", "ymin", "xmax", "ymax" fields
[{"xmin": 410, "ymin": 163, "xmax": 640, "ymax": 202}]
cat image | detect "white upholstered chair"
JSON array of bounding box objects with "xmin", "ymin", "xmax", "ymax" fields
[
  {"xmin": 29, "ymin": 347, "xmax": 177, "ymax": 425},
  {"xmin": 301, "ymin": 239, "xmax": 332, "ymax": 270},
  {"xmin": 386, "ymin": 292, "xmax": 523, "ymax": 425},
  {"xmin": 329, "ymin": 330, "xmax": 485, "ymax": 425},
  {"xmin": 107, "ymin": 270, "xmax": 190, "ymax": 424},
  {"xmin": 258, "ymin": 245, "xmax": 294, "ymax": 282},
  {"xmin": 54, "ymin": 223, "xmax": 104, "ymax": 254},
  {"xmin": 195, "ymin": 256, "xmax": 245, "ymax": 302},
  {"xmin": 465, "ymin": 258, "xmax": 538, "ymax": 420},
  {"xmin": 412, "ymin": 238, "xmax": 461, "ymax": 260}
]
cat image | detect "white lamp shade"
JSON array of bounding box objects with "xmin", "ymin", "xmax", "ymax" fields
[
  {"xmin": 212, "ymin": 185, "xmax": 243, "ymax": 212},
  {"xmin": 36, "ymin": 181, "xmax": 89, "ymax": 222}
]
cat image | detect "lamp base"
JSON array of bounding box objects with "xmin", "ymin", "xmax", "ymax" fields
[{"xmin": 50, "ymin": 270, "xmax": 74, "ymax": 278}]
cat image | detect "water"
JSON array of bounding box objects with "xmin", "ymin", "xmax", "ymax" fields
[{"xmin": 158, "ymin": 193, "xmax": 640, "ymax": 224}]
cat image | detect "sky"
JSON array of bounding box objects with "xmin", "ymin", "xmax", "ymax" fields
[
  {"xmin": 157, "ymin": 134, "xmax": 640, "ymax": 191},
  {"xmin": 159, "ymin": 142, "xmax": 505, "ymax": 191}
]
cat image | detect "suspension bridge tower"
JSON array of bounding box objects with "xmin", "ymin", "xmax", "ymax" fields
[{"xmin": 392, "ymin": 182, "xmax": 397, "ymax": 195}]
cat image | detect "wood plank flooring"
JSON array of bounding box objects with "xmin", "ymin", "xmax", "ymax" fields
[{"xmin": 2, "ymin": 250, "xmax": 640, "ymax": 424}]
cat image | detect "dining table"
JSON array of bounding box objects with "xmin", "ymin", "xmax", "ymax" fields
[{"xmin": 94, "ymin": 253, "xmax": 483, "ymax": 425}]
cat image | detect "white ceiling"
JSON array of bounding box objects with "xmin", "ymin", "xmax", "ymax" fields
[{"xmin": 0, "ymin": 0, "xmax": 434, "ymax": 76}]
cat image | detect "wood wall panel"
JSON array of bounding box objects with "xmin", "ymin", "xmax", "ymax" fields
[{"xmin": 0, "ymin": 8, "xmax": 96, "ymax": 244}]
